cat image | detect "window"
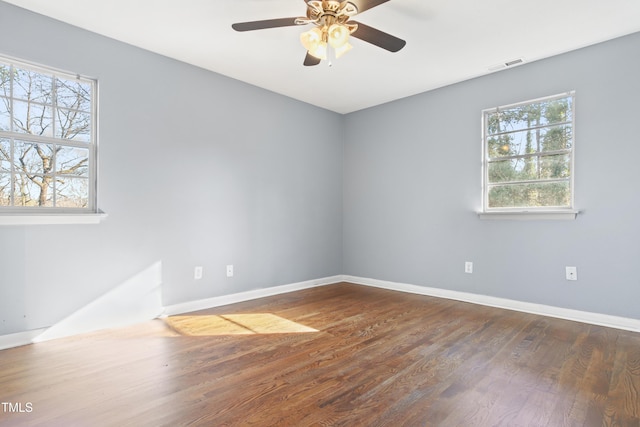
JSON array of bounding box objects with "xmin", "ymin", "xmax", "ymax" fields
[
  {"xmin": 482, "ymin": 92, "xmax": 575, "ymax": 214},
  {"xmin": 0, "ymin": 56, "xmax": 97, "ymax": 213}
]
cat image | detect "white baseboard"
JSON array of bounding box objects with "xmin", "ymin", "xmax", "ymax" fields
[
  {"xmin": 0, "ymin": 328, "xmax": 47, "ymax": 351},
  {"xmin": 163, "ymin": 275, "xmax": 344, "ymax": 316},
  {"xmin": 344, "ymin": 275, "xmax": 640, "ymax": 333}
]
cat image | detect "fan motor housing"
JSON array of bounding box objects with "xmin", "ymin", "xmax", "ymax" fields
[{"xmin": 306, "ymin": 1, "xmax": 358, "ymax": 25}]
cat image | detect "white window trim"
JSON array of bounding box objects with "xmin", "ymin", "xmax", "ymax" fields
[
  {"xmin": 477, "ymin": 210, "xmax": 579, "ymax": 221},
  {"xmin": 480, "ymin": 92, "xmax": 579, "ymax": 220},
  {"xmin": 0, "ymin": 210, "xmax": 107, "ymax": 225},
  {"xmin": 0, "ymin": 54, "xmax": 104, "ymax": 224}
]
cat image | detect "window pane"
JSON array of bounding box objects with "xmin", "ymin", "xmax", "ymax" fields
[
  {"xmin": 487, "ymin": 124, "xmax": 572, "ymax": 158},
  {"xmin": 0, "ymin": 64, "xmax": 10, "ymax": 97},
  {"xmin": 55, "ymin": 77, "xmax": 91, "ymax": 111},
  {"xmin": 12, "ymin": 100, "xmax": 53, "ymax": 137},
  {"xmin": 56, "ymin": 146, "xmax": 89, "ymax": 177},
  {"xmin": 55, "ymin": 108, "xmax": 91, "ymax": 142},
  {"xmin": 488, "ymin": 181, "xmax": 570, "ymax": 208},
  {"xmin": 13, "ymin": 67, "xmax": 53, "ymax": 104},
  {"xmin": 13, "ymin": 141, "xmax": 55, "ymax": 175},
  {"xmin": 0, "ymin": 173, "xmax": 10, "ymax": 206},
  {"xmin": 0, "ymin": 138, "xmax": 10, "ymax": 172},
  {"xmin": 539, "ymin": 154, "xmax": 571, "ymax": 179},
  {"xmin": 488, "ymin": 158, "xmax": 524, "ymax": 183},
  {"xmin": 13, "ymin": 174, "xmax": 53, "ymax": 207},
  {"xmin": 55, "ymin": 177, "xmax": 88, "ymax": 208},
  {"xmin": 488, "ymin": 154, "xmax": 571, "ymax": 183},
  {"xmin": 486, "ymin": 96, "xmax": 573, "ymax": 136},
  {"xmin": 0, "ymin": 97, "xmax": 9, "ymax": 131}
]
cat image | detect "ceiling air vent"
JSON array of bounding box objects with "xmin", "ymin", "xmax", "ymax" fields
[
  {"xmin": 504, "ymin": 58, "xmax": 524, "ymax": 67},
  {"xmin": 488, "ymin": 58, "xmax": 525, "ymax": 72}
]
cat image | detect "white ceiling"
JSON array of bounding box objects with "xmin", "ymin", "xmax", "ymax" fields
[{"xmin": 4, "ymin": 0, "xmax": 640, "ymax": 114}]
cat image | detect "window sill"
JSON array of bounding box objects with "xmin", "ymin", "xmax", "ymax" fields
[
  {"xmin": 0, "ymin": 210, "xmax": 108, "ymax": 226},
  {"xmin": 478, "ymin": 210, "xmax": 580, "ymax": 221}
]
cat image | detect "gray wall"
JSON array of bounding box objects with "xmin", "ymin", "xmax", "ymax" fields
[
  {"xmin": 0, "ymin": 2, "xmax": 343, "ymax": 335},
  {"xmin": 343, "ymin": 32, "xmax": 640, "ymax": 319}
]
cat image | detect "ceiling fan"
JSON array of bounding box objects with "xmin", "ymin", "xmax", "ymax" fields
[{"xmin": 232, "ymin": 0, "xmax": 406, "ymax": 66}]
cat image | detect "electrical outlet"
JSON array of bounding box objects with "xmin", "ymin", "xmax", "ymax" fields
[
  {"xmin": 226, "ymin": 264, "xmax": 234, "ymax": 277},
  {"xmin": 194, "ymin": 266, "xmax": 203, "ymax": 280},
  {"xmin": 465, "ymin": 261, "xmax": 473, "ymax": 274},
  {"xmin": 565, "ymin": 266, "xmax": 577, "ymax": 281}
]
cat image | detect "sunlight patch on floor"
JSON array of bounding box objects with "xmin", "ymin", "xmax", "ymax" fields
[{"xmin": 164, "ymin": 313, "xmax": 318, "ymax": 336}]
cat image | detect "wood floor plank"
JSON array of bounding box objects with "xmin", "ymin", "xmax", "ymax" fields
[{"xmin": 1, "ymin": 282, "xmax": 639, "ymax": 426}]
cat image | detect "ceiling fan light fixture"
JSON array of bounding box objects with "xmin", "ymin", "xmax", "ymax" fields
[{"xmin": 233, "ymin": 0, "xmax": 405, "ymax": 67}]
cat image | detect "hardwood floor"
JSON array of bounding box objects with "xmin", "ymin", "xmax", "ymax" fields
[{"xmin": 1, "ymin": 282, "xmax": 639, "ymax": 426}]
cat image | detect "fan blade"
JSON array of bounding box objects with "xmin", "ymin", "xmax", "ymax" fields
[
  {"xmin": 350, "ymin": 21, "xmax": 406, "ymax": 52},
  {"xmin": 232, "ymin": 18, "xmax": 301, "ymax": 32},
  {"xmin": 350, "ymin": 0, "xmax": 391, "ymax": 14},
  {"xmin": 303, "ymin": 52, "xmax": 322, "ymax": 66}
]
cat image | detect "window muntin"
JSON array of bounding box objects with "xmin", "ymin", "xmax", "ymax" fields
[
  {"xmin": 0, "ymin": 57, "xmax": 96, "ymax": 211},
  {"xmin": 483, "ymin": 93, "xmax": 574, "ymax": 211}
]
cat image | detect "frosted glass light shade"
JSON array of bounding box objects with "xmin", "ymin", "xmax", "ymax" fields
[
  {"xmin": 300, "ymin": 27, "xmax": 328, "ymax": 60},
  {"xmin": 328, "ymin": 24, "xmax": 349, "ymax": 48},
  {"xmin": 334, "ymin": 42, "xmax": 352, "ymax": 58}
]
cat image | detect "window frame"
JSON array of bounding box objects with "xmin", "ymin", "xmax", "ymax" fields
[
  {"xmin": 480, "ymin": 92, "xmax": 577, "ymax": 218},
  {"xmin": 0, "ymin": 54, "xmax": 101, "ymax": 222}
]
